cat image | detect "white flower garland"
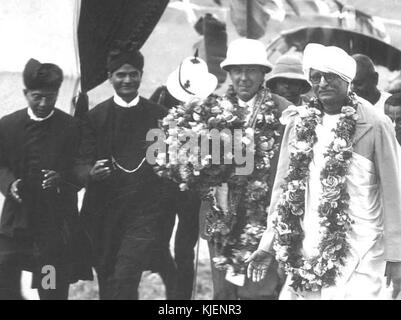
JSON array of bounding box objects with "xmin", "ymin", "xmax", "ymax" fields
[
  {"xmin": 273, "ymin": 93, "xmax": 359, "ymax": 292},
  {"xmin": 208, "ymin": 86, "xmax": 282, "ymax": 274}
]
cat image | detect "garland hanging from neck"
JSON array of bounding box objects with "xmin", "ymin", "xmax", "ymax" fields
[
  {"xmin": 273, "ymin": 92, "xmax": 359, "ymax": 292},
  {"xmin": 207, "ymin": 85, "xmax": 282, "ymax": 275}
]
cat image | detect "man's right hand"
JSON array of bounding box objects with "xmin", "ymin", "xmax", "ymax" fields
[
  {"xmin": 10, "ymin": 179, "xmax": 22, "ymax": 203},
  {"xmin": 89, "ymin": 159, "xmax": 113, "ymax": 182}
]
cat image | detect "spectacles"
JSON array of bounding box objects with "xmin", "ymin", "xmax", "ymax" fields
[{"xmin": 309, "ymin": 72, "xmax": 339, "ymax": 85}]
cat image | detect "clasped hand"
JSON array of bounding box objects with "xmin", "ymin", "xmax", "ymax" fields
[
  {"xmin": 42, "ymin": 169, "xmax": 61, "ymax": 190},
  {"xmin": 10, "ymin": 169, "xmax": 60, "ymax": 203},
  {"xmin": 89, "ymin": 159, "xmax": 113, "ymax": 181},
  {"xmin": 10, "ymin": 179, "xmax": 22, "ymax": 203}
]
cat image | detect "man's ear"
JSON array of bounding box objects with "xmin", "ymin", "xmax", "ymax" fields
[
  {"xmin": 266, "ymin": 80, "xmax": 276, "ymax": 91},
  {"xmin": 373, "ymin": 72, "xmax": 379, "ymax": 86},
  {"xmin": 23, "ymin": 88, "xmax": 28, "ymax": 96}
]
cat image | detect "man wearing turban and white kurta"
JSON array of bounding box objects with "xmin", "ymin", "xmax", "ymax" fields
[
  {"xmin": 247, "ymin": 43, "xmax": 401, "ymax": 300},
  {"xmin": 77, "ymin": 41, "xmax": 168, "ymax": 300}
]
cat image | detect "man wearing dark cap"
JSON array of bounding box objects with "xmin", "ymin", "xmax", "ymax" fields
[
  {"xmin": 77, "ymin": 41, "xmax": 167, "ymax": 300},
  {"xmin": 0, "ymin": 59, "xmax": 92, "ymax": 299}
]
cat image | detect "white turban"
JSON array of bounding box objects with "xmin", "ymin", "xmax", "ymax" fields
[{"xmin": 303, "ymin": 43, "xmax": 356, "ymax": 83}]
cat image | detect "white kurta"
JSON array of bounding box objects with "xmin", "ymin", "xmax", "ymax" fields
[
  {"xmin": 280, "ymin": 113, "xmax": 387, "ymax": 300},
  {"xmin": 374, "ymin": 91, "xmax": 392, "ymax": 113}
]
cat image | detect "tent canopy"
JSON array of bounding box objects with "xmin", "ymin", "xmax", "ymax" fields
[
  {"xmin": 78, "ymin": 0, "xmax": 169, "ymax": 92},
  {"xmin": 266, "ymin": 26, "xmax": 401, "ymax": 71},
  {"xmin": 0, "ymin": 0, "xmax": 169, "ymax": 116}
]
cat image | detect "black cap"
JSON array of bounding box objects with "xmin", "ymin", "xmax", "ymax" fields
[
  {"xmin": 23, "ymin": 58, "xmax": 63, "ymax": 91},
  {"xmin": 107, "ymin": 40, "xmax": 144, "ymax": 73}
]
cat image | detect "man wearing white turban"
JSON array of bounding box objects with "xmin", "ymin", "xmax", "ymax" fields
[{"xmin": 247, "ymin": 43, "xmax": 401, "ymax": 300}]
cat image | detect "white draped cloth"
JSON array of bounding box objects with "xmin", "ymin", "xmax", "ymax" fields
[
  {"xmin": 280, "ymin": 113, "xmax": 387, "ymax": 300},
  {"xmin": 374, "ymin": 91, "xmax": 392, "ymax": 113}
]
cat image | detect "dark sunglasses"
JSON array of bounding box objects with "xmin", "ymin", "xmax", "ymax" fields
[{"xmin": 309, "ymin": 72, "xmax": 339, "ymax": 85}]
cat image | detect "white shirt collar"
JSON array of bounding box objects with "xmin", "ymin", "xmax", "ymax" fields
[
  {"xmin": 113, "ymin": 94, "xmax": 140, "ymax": 108},
  {"xmin": 27, "ymin": 108, "xmax": 55, "ymax": 122},
  {"xmin": 238, "ymin": 96, "xmax": 256, "ymax": 123},
  {"xmin": 238, "ymin": 96, "xmax": 256, "ymax": 108}
]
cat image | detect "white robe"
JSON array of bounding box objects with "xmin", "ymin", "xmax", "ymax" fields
[
  {"xmin": 280, "ymin": 113, "xmax": 387, "ymax": 300},
  {"xmin": 374, "ymin": 91, "xmax": 392, "ymax": 113}
]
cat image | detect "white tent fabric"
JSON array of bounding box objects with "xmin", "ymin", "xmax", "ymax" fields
[
  {"xmin": 0, "ymin": 0, "xmax": 80, "ymax": 75},
  {"xmin": 0, "ymin": 0, "xmax": 81, "ymax": 116}
]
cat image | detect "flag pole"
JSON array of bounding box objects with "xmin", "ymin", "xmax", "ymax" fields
[{"xmin": 246, "ymin": 0, "xmax": 252, "ymax": 38}]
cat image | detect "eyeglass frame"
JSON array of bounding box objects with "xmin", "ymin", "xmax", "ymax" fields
[{"xmin": 309, "ymin": 70, "xmax": 340, "ymax": 85}]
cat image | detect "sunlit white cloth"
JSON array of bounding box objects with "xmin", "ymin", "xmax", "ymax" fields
[
  {"xmin": 303, "ymin": 43, "xmax": 356, "ymax": 83},
  {"xmin": 280, "ymin": 113, "xmax": 387, "ymax": 300},
  {"xmin": 374, "ymin": 91, "xmax": 392, "ymax": 113}
]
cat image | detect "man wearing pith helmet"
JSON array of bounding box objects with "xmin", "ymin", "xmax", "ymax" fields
[
  {"xmin": 265, "ymin": 54, "xmax": 312, "ymax": 106},
  {"xmin": 205, "ymin": 38, "xmax": 292, "ymax": 300},
  {"xmin": 248, "ymin": 43, "xmax": 401, "ymax": 300},
  {"xmin": 149, "ymin": 53, "xmax": 218, "ymax": 299}
]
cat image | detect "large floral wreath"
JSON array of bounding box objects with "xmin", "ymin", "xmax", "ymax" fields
[
  {"xmin": 154, "ymin": 85, "xmax": 282, "ymax": 275},
  {"xmin": 208, "ymin": 85, "xmax": 282, "ymax": 275},
  {"xmin": 273, "ymin": 92, "xmax": 359, "ymax": 292}
]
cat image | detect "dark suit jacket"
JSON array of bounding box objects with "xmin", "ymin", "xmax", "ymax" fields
[
  {"xmin": 76, "ymin": 97, "xmax": 168, "ymax": 272},
  {"xmin": 0, "ymin": 108, "xmax": 82, "ymax": 237},
  {"xmin": 77, "ymin": 96, "xmax": 167, "ymax": 218},
  {"xmin": 0, "ymin": 108, "xmax": 92, "ymax": 282}
]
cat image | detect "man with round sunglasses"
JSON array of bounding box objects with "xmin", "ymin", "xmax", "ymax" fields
[{"xmin": 247, "ymin": 43, "xmax": 401, "ymax": 300}]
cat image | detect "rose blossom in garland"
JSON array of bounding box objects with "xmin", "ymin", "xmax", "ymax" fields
[
  {"xmin": 209, "ymin": 85, "xmax": 282, "ymax": 275},
  {"xmin": 273, "ymin": 92, "xmax": 359, "ymax": 292}
]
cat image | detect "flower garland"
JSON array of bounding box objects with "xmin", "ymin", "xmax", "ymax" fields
[
  {"xmin": 153, "ymin": 93, "xmax": 246, "ymax": 196},
  {"xmin": 207, "ymin": 85, "xmax": 282, "ymax": 275},
  {"xmin": 153, "ymin": 85, "xmax": 282, "ymax": 275},
  {"xmin": 273, "ymin": 92, "xmax": 359, "ymax": 292}
]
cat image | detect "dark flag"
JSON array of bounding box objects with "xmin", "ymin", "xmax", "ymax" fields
[
  {"xmin": 194, "ymin": 13, "xmax": 227, "ymax": 85},
  {"xmin": 75, "ymin": 0, "xmax": 169, "ymax": 116}
]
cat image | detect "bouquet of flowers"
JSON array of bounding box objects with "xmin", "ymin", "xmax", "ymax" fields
[
  {"xmin": 153, "ymin": 86, "xmax": 281, "ymax": 275},
  {"xmin": 154, "ymin": 93, "xmax": 245, "ymax": 191}
]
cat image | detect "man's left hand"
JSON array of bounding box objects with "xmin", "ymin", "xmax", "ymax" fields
[
  {"xmin": 386, "ymin": 261, "xmax": 401, "ymax": 299},
  {"xmin": 42, "ymin": 169, "xmax": 61, "ymax": 190},
  {"xmin": 245, "ymin": 249, "xmax": 274, "ymax": 282}
]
